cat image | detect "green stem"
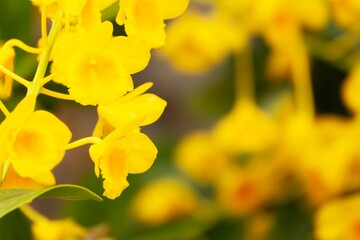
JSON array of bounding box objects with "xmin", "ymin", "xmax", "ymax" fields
[
  {"xmin": 234, "ymin": 42, "xmax": 255, "ymax": 104},
  {"xmin": 27, "ymin": 10, "xmax": 63, "ymax": 96}
]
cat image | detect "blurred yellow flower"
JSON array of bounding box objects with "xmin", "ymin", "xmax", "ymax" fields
[
  {"xmin": 215, "ymin": 162, "xmax": 279, "ymax": 216},
  {"xmin": 116, "ymin": 0, "xmax": 189, "ymax": 48},
  {"xmin": 90, "ymin": 125, "xmax": 157, "ymax": 199},
  {"xmin": 161, "ymin": 10, "xmax": 246, "ymax": 73},
  {"xmin": 342, "ymin": 63, "xmax": 360, "ymax": 115},
  {"xmin": 174, "ymin": 131, "xmax": 230, "ymax": 184},
  {"xmin": 315, "ymin": 194, "xmax": 360, "ymax": 240},
  {"xmin": 32, "ymin": 218, "xmax": 87, "ymax": 240},
  {"xmin": 330, "ymin": 0, "xmax": 360, "ymax": 27},
  {"xmin": 212, "ymin": 100, "xmax": 277, "ymax": 155},
  {"xmin": 52, "ymin": 21, "xmax": 150, "ymax": 105},
  {"xmin": 293, "ymin": 116, "xmax": 360, "ymax": 205},
  {"xmin": 131, "ymin": 178, "xmax": 200, "ymax": 225}
]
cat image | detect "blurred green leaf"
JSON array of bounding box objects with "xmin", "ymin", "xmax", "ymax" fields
[
  {"xmin": 0, "ymin": 184, "xmax": 102, "ymax": 219},
  {"xmin": 0, "ymin": 0, "xmax": 34, "ymax": 42},
  {"xmin": 0, "ymin": 209, "xmax": 32, "ymax": 240}
]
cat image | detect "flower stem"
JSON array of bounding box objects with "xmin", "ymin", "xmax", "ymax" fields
[
  {"xmin": 41, "ymin": 5, "xmax": 49, "ymax": 48},
  {"xmin": 0, "ymin": 100, "xmax": 9, "ymax": 116},
  {"xmin": 20, "ymin": 204, "xmax": 48, "ymax": 222},
  {"xmin": 61, "ymin": 137, "xmax": 102, "ymax": 150},
  {"xmin": 2, "ymin": 39, "xmax": 41, "ymax": 54},
  {"xmin": 234, "ymin": 41, "xmax": 255, "ymax": 105},
  {"xmin": 289, "ymin": 40, "xmax": 314, "ymax": 119},
  {"xmin": 27, "ymin": 9, "xmax": 63, "ymax": 96},
  {"xmin": 0, "ymin": 64, "xmax": 30, "ymax": 88},
  {"xmin": 39, "ymin": 88, "xmax": 73, "ymax": 100}
]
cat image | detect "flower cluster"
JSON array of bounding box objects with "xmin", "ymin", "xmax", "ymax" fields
[
  {"xmin": 0, "ymin": 0, "xmax": 188, "ymax": 238},
  {"xmin": 127, "ymin": 0, "xmax": 360, "ymax": 238}
]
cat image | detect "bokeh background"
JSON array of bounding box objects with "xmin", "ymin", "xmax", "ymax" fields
[{"xmin": 1, "ymin": 0, "xmax": 360, "ymax": 239}]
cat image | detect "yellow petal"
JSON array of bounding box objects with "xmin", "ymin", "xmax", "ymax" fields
[
  {"xmin": 158, "ymin": 0, "xmax": 189, "ymax": 19},
  {"xmin": 98, "ymin": 93, "xmax": 167, "ymax": 130},
  {"xmin": 123, "ymin": 132, "xmax": 157, "ymax": 174},
  {"xmin": 89, "ymin": 127, "xmax": 157, "ymax": 199},
  {"xmin": 116, "ymin": 0, "xmax": 166, "ymax": 48},
  {"xmin": 32, "ymin": 218, "xmax": 87, "ymax": 240},
  {"xmin": 0, "ymin": 96, "xmax": 36, "ymax": 167},
  {"xmin": 110, "ymin": 36, "xmax": 151, "ymax": 74},
  {"xmin": 57, "ymin": 0, "xmax": 87, "ymax": 16},
  {"xmin": 9, "ymin": 110, "xmax": 71, "ymax": 178},
  {"xmin": 1, "ymin": 165, "xmax": 54, "ymax": 190}
]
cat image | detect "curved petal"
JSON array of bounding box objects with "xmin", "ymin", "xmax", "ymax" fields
[
  {"xmin": 98, "ymin": 93, "xmax": 167, "ymax": 129},
  {"xmin": 158, "ymin": 0, "xmax": 189, "ymax": 19},
  {"xmin": 110, "ymin": 36, "xmax": 151, "ymax": 74}
]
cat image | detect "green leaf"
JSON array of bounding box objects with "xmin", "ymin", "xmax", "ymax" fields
[{"xmin": 0, "ymin": 184, "xmax": 102, "ymax": 219}]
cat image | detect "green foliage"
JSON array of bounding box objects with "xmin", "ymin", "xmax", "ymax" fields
[
  {"xmin": 0, "ymin": 184, "xmax": 102, "ymax": 219},
  {"xmin": 0, "ymin": 209, "xmax": 32, "ymax": 240}
]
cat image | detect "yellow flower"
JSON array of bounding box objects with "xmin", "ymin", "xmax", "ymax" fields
[
  {"xmin": 212, "ymin": 100, "xmax": 277, "ymax": 155},
  {"xmin": 116, "ymin": 0, "xmax": 189, "ymax": 48},
  {"xmin": 89, "ymin": 125, "xmax": 157, "ymax": 199},
  {"xmin": 160, "ymin": 10, "xmax": 246, "ymax": 73},
  {"xmin": 290, "ymin": 116, "xmax": 360, "ymax": 205},
  {"xmin": 0, "ymin": 45, "xmax": 15, "ymax": 99},
  {"xmin": 215, "ymin": 162, "xmax": 279, "ymax": 216},
  {"xmin": 93, "ymin": 82, "xmax": 167, "ymax": 137},
  {"xmin": 330, "ymin": 0, "xmax": 360, "ymax": 27},
  {"xmin": 32, "ymin": 0, "xmax": 103, "ymax": 30},
  {"xmin": 52, "ymin": 21, "xmax": 150, "ymax": 105},
  {"xmin": 131, "ymin": 178, "xmax": 200, "ymax": 225},
  {"xmin": 1, "ymin": 165, "xmax": 55, "ymax": 189},
  {"xmin": 32, "ymin": 0, "xmax": 86, "ymax": 20},
  {"xmin": 251, "ymin": 0, "xmax": 328, "ymax": 51},
  {"xmin": 315, "ymin": 194, "xmax": 360, "ymax": 240},
  {"xmin": 252, "ymin": 0, "xmax": 328, "ymax": 32},
  {"xmin": 342, "ymin": 63, "xmax": 360, "ymax": 115},
  {"xmin": 174, "ymin": 131, "xmax": 230, "ymax": 184},
  {"xmin": 32, "ymin": 218, "xmax": 87, "ymax": 240},
  {"xmin": 0, "ymin": 96, "xmax": 71, "ymax": 182}
]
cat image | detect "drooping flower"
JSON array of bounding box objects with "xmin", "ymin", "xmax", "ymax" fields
[
  {"xmin": 89, "ymin": 124, "xmax": 157, "ymax": 199},
  {"xmin": 212, "ymin": 100, "xmax": 278, "ymax": 155},
  {"xmin": 131, "ymin": 178, "xmax": 200, "ymax": 225},
  {"xmin": 0, "ymin": 96, "xmax": 72, "ymax": 183},
  {"xmin": 315, "ymin": 194, "xmax": 360, "ymax": 240},
  {"xmin": 52, "ymin": 21, "xmax": 150, "ymax": 105},
  {"xmin": 116, "ymin": 0, "xmax": 190, "ymax": 48},
  {"xmin": 32, "ymin": 218, "xmax": 87, "ymax": 240},
  {"xmin": 214, "ymin": 161, "xmax": 280, "ymax": 216},
  {"xmin": 174, "ymin": 131, "xmax": 230, "ymax": 184},
  {"xmin": 342, "ymin": 63, "xmax": 360, "ymax": 115},
  {"xmin": 330, "ymin": 0, "xmax": 360, "ymax": 27},
  {"xmin": 286, "ymin": 115, "xmax": 360, "ymax": 205},
  {"xmin": 160, "ymin": 10, "xmax": 245, "ymax": 73}
]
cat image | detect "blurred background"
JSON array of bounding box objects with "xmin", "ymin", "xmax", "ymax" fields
[{"xmin": 1, "ymin": 0, "xmax": 360, "ymax": 239}]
